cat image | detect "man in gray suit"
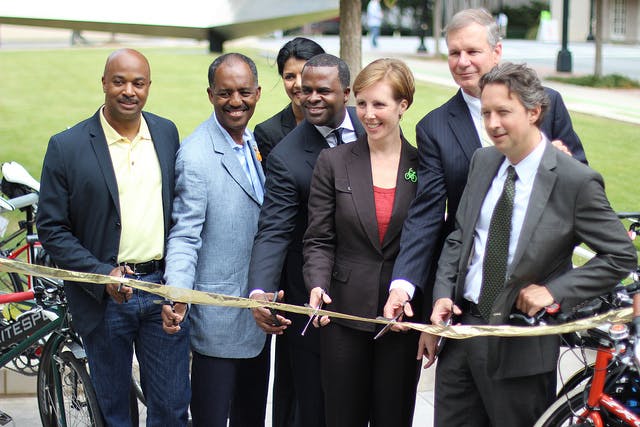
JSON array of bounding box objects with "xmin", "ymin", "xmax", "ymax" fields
[
  {"xmin": 162, "ymin": 53, "xmax": 269, "ymax": 427},
  {"xmin": 428, "ymin": 63, "xmax": 636, "ymax": 427}
]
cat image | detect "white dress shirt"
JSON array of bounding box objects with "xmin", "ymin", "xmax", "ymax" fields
[{"xmin": 463, "ymin": 137, "xmax": 547, "ymax": 302}]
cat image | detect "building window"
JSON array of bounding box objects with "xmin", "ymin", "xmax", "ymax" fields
[{"xmin": 611, "ymin": 0, "xmax": 627, "ymax": 40}]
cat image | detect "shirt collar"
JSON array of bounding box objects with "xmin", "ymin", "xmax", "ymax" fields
[
  {"xmin": 100, "ymin": 106, "xmax": 151, "ymax": 145},
  {"xmin": 212, "ymin": 112, "xmax": 254, "ymax": 149},
  {"xmin": 314, "ymin": 109, "xmax": 355, "ymax": 139},
  {"xmin": 461, "ymin": 90, "xmax": 482, "ymax": 121},
  {"xmin": 497, "ymin": 133, "xmax": 547, "ymax": 186}
]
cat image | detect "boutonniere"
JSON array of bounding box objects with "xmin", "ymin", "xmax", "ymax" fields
[
  {"xmin": 252, "ymin": 144, "xmax": 262, "ymax": 163},
  {"xmin": 404, "ymin": 167, "xmax": 417, "ymax": 183}
]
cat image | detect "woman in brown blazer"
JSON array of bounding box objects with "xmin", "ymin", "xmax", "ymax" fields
[{"xmin": 303, "ymin": 58, "xmax": 422, "ymax": 427}]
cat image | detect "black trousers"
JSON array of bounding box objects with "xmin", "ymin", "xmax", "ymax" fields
[
  {"xmin": 320, "ymin": 322, "xmax": 421, "ymax": 427},
  {"xmin": 190, "ymin": 340, "xmax": 270, "ymax": 427},
  {"xmin": 434, "ymin": 313, "xmax": 555, "ymax": 427},
  {"xmin": 283, "ymin": 313, "xmax": 326, "ymax": 427}
]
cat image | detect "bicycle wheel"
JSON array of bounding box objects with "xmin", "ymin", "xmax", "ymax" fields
[
  {"xmin": 557, "ymin": 363, "xmax": 594, "ymax": 397},
  {"xmin": 38, "ymin": 350, "xmax": 103, "ymax": 427},
  {"xmin": 535, "ymin": 384, "xmax": 592, "ymax": 426},
  {"xmin": 0, "ymin": 270, "xmax": 23, "ymax": 294}
]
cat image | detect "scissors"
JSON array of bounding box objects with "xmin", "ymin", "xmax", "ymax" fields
[
  {"xmin": 301, "ymin": 291, "xmax": 324, "ymax": 336},
  {"xmin": 265, "ymin": 292, "xmax": 281, "ymax": 327},
  {"xmin": 374, "ymin": 301, "xmax": 407, "ymax": 340}
]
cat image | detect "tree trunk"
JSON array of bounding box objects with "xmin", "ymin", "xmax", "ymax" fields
[
  {"xmin": 340, "ymin": 0, "xmax": 362, "ymax": 93},
  {"xmin": 594, "ymin": 0, "xmax": 603, "ymax": 77}
]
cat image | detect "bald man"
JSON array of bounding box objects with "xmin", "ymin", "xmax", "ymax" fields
[{"xmin": 38, "ymin": 48, "xmax": 190, "ymax": 426}]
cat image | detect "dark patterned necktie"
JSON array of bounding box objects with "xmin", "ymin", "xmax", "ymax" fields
[
  {"xmin": 478, "ymin": 165, "xmax": 517, "ymax": 320},
  {"xmin": 332, "ymin": 128, "xmax": 344, "ymax": 145}
]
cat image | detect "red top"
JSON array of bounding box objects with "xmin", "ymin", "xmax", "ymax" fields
[{"xmin": 373, "ymin": 186, "xmax": 396, "ymax": 244}]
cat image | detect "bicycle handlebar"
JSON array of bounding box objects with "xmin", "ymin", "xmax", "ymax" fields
[{"xmin": 510, "ymin": 281, "xmax": 640, "ymax": 327}]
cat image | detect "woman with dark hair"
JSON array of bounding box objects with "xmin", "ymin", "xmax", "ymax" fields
[{"xmin": 254, "ymin": 37, "xmax": 325, "ymax": 166}]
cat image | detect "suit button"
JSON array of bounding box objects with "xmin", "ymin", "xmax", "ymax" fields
[{"xmin": 116, "ymin": 221, "xmax": 121, "ymax": 227}]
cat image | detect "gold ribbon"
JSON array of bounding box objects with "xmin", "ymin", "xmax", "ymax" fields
[{"xmin": 0, "ymin": 257, "xmax": 633, "ymax": 338}]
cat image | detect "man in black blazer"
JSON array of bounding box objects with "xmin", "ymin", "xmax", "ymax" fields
[
  {"xmin": 37, "ymin": 49, "xmax": 190, "ymax": 426},
  {"xmin": 248, "ymin": 54, "xmax": 364, "ymax": 427},
  {"xmin": 384, "ymin": 8, "xmax": 587, "ymax": 325},
  {"xmin": 428, "ymin": 62, "xmax": 636, "ymax": 427}
]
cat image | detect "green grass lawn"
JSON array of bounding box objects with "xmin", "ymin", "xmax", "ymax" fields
[{"xmin": 1, "ymin": 46, "xmax": 639, "ymax": 250}]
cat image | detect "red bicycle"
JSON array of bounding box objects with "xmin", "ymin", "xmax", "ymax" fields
[{"xmin": 534, "ymin": 282, "xmax": 640, "ymax": 427}]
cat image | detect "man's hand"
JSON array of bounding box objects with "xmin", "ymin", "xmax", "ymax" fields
[
  {"xmin": 416, "ymin": 332, "xmax": 439, "ymax": 369},
  {"xmin": 382, "ymin": 288, "xmax": 413, "ymax": 332},
  {"xmin": 250, "ymin": 290, "xmax": 291, "ymax": 335},
  {"xmin": 162, "ymin": 302, "xmax": 187, "ymax": 334},
  {"xmin": 430, "ymin": 298, "xmax": 460, "ymax": 325},
  {"xmin": 516, "ymin": 284, "xmax": 554, "ymax": 316},
  {"xmin": 551, "ymin": 139, "xmax": 572, "ymax": 157},
  {"xmin": 106, "ymin": 265, "xmax": 133, "ymax": 303},
  {"xmin": 308, "ymin": 287, "xmax": 332, "ymax": 328}
]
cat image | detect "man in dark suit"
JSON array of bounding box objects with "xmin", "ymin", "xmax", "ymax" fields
[
  {"xmin": 247, "ymin": 53, "xmax": 364, "ymax": 427},
  {"xmin": 37, "ymin": 49, "xmax": 190, "ymax": 426},
  {"xmin": 383, "ymin": 8, "xmax": 587, "ymax": 324},
  {"xmin": 429, "ymin": 62, "xmax": 636, "ymax": 427}
]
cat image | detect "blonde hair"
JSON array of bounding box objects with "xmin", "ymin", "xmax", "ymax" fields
[{"xmin": 353, "ymin": 58, "xmax": 415, "ymax": 107}]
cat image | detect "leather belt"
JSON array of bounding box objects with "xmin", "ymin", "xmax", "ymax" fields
[
  {"xmin": 119, "ymin": 259, "xmax": 164, "ymax": 275},
  {"xmin": 459, "ymin": 299, "xmax": 483, "ymax": 318}
]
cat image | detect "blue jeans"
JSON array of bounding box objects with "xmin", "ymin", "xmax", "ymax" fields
[
  {"xmin": 370, "ymin": 26, "xmax": 380, "ymax": 47},
  {"xmin": 83, "ymin": 271, "xmax": 191, "ymax": 427}
]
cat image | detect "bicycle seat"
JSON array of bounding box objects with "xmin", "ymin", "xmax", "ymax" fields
[{"xmin": 1, "ymin": 162, "xmax": 40, "ymax": 193}]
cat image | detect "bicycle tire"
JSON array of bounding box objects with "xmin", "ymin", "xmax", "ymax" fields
[
  {"xmin": 535, "ymin": 384, "xmax": 592, "ymax": 426},
  {"xmin": 38, "ymin": 349, "xmax": 104, "ymax": 427},
  {"xmin": 557, "ymin": 363, "xmax": 595, "ymax": 397},
  {"xmin": 0, "ymin": 270, "xmax": 24, "ymax": 294}
]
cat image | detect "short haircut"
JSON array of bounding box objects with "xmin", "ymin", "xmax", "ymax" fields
[
  {"xmin": 276, "ymin": 37, "xmax": 325, "ymax": 76},
  {"xmin": 303, "ymin": 53, "xmax": 351, "ymax": 89},
  {"xmin": 445, "ymin": 8, "xmax": 500, "ymax": 48},
  {"xmin": 207, "ymin": 53, "xmax": 258, "ymax": 88},
  {"xmin": 353, "ymin": 58, "xmax": 415, "ymax": 107},
  {"xmin": 479, "ymin": 62, "xmax": 549, "ymax": 126}
]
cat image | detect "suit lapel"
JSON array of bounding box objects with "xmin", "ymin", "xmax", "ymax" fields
[
  {"xmin": 509, "ymin": 143, "xmax": 557, "ymax": 273},
  {"xmin": 346, "ymin": 137, "xmax": 381, "ymax": 252},
  {"xmin": 347, "ymin": 106, "xmax": 365, "ymax": 138},
  {"xmin": 210, "ymin": 118, "xmax": 262, "ymax": 205},
  {"xmin": 449, "ymin": 90, "xmax": 481, "ymax": 163},
  {"xmin": 301, "ymin": 121, "xmax": 330, "ymax": 172},
  {"xmin": 88, "ymin": 111, "xmax": 121, "ymax": 218},
  {"xmin": 382, "ymin": 137, "xmax": 417, "ymax": 249},
  {"xmin": 144, "ymin": 112, "xmax": 172, "ymax": 230},
  {"xmin": 281, "ymin": 104, "xmax": 297, "ymax": 134}
]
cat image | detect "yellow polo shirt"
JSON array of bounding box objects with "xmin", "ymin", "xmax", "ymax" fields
[{"xmin": 100, "ymin": 108, "xmax": 164, "ymax": 264}]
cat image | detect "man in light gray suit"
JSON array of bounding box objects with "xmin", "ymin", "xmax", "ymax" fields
[
  {"xmin": 427, "ymin": 63, "xmax": 637, "ymax": 427},
  {"xmin": 162, "ymin": 53, "xmax": 269, "ymax": 427}
]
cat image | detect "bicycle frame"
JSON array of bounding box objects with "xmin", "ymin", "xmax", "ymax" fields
[
  {"xmin": 576, "ymin": 344, "xmax": 640, "ymax": 427},
  {"xmin": 0, "ymin": 290, "xmax": 63, "ymax": 369}
]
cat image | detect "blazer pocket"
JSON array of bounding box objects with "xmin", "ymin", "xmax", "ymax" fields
[
  {"xmin": 331, "ymin": 262, "xmax": 351, "ymax": 283},
  {"xmin": 334, "ymin": 179, "xmax": 352, "ymax": 193}
]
